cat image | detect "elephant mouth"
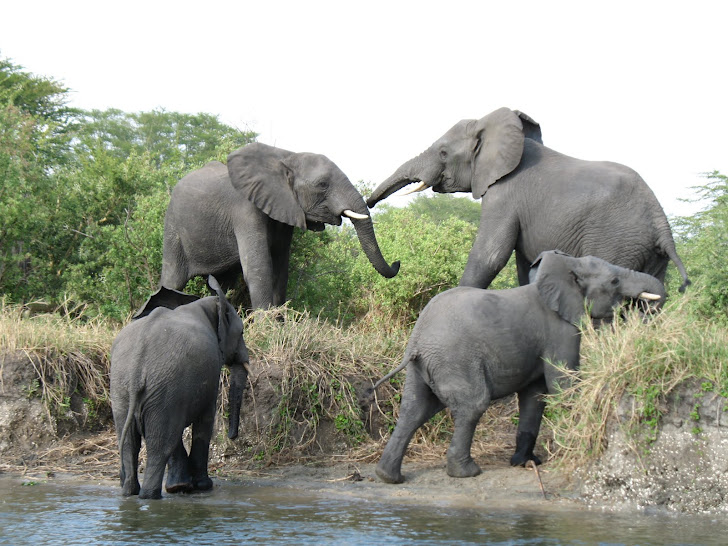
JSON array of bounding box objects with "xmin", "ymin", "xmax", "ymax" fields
[{"xmin": 306, "ymin": 220, "xmax": 327, "ymax": 231}]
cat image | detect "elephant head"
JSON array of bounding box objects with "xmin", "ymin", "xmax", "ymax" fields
[
  {"xmin": 129, "ymin": 277, "xmax": 250, "ymax": 440},
  {"xmin": 228, "ymin": 143, "xmax": 400, "ymax": 278},
  {"xmin": 367, "ymin": 108, "xmax": 542, "ymax": 206},
  {"xmin": 530, "ymin": 251, "xmax": 666, "ymax": 325}
]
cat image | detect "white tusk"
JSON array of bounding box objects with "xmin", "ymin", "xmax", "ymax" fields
[
  {"xmin": 638, "ymin": 292, "xmax": 662, "ymax": 301},
  {"xmin": 343, "ymin": 209, "xmax": 369, "ymax": 220},
  {"xmin": 243, "ymin": 362, "xmax": 251, "ymax": 374},
  {"xmin": 399, "ymin": 181, "xmax": 429, "ymax": 196}
]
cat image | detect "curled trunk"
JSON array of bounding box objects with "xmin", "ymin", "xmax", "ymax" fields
[{"xmin": 622, "ymin": 269, "xmax": 667, "ymax": 310}]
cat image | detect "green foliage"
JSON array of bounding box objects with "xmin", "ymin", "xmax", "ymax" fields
[
  {"xmin": 1, "ymin": 56, "xmax": 255, "ymax": 316},
  {"xmin": 672, "ymin": 172, "xmax": 728, "ymax": 321},
  {"xmin": 288, "ymin": 206, "xmax": 480, "ymax": 323},
  {"xmin": 73, "ymin": 108, "xmax": 256, "ymax": 167},
  {"xmin": 408, "ymin": 193, "xmax": 481, "ymax": 226}
]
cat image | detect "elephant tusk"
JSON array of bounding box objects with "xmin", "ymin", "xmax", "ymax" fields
[
  {"xmin": 638, "ymin": 292, "xmax": 663, "ymax": 301},
  {"xmin": 343, "ymin": 209, "xmax": 369, "ymax": 220},
  {"xmin": 399, "ymin": 181, "xmax": 430, "ymax": 196},
  {"xmin": 243, "ymin": 361, "xmax": 251, "ymax": 374}
]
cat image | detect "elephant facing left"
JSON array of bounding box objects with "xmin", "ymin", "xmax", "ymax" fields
[
  {"xmin": 110, "ymin": 275, "xmax": 249, "ymax": 499},
  {"xmin": 161, "ymin": 142, "xmax": 400, "ymax": 310}
]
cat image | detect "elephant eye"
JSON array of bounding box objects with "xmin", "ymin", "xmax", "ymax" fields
[
  {"xmin": 439, "ymin": 149, "xmax": 448, "ymax": 161},
  {"xmin": 611, "ymin": 277, "xmax": 620, "ymax": 286}
]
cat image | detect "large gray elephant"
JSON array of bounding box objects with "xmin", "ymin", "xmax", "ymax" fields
[
  {"xmin": 370, "ymin": 251, "xmax": 665, "ymax": 484},
  {"xmin": 162, "ymin": 142, "xmax": 400, "ymax": 309},
  {"xmin": 110, "ymin": 276, "xmax": 249, "ymax": 499},
  {"xmin": 367, "ymin": 108, "xmax": 689, "ymax": 292}
]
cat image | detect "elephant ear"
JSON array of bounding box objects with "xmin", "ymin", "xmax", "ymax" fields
[
  {"xmin": 132, "ymin": 286, "xmax": 200, "ymax": 319},
  {"xmin": 227, "ymin": 143, "xmax": 307, "ymax": 230},
  {"xmin": 534, "ymin": 252, "xmax": 587, "ymax": 325},
  {"xmin": 513, "ymin": 110, "xmax": 543, "ymax": 144},
  {"xmin": 470, "ymin": 107, "xmax": 525, "ymax": 199}
]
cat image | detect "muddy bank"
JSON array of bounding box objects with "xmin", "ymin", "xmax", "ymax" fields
[{"xmin": 1, "ymin": 350, "xmax": 727, "ymax": 513}]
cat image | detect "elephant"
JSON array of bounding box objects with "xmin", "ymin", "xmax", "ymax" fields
[
  {"xmin": 367, "ymin": 107, "xmax": 689, "ymax": 292},
  {"xmin": 110, "ymin": 275, "xmax": 250, "ymax": 499},
  {"xmin": 161, "ymin": 142, "xmax": 400, "ymax": 309},
  {"xmin": 370, "ymin": 251, "xmax": 665, "ymax": 484}
]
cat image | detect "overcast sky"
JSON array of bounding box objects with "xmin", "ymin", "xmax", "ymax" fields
[{"xmin": 2, "ymin": 1, "xmax": 726, "ymax": 217}]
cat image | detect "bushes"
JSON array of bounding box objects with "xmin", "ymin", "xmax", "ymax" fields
[{"xmin": 287, "ymin": 205, "xmax": 503, "ymax": 324}]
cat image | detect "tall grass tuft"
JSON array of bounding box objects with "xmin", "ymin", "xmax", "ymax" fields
[
  {"xmin": 544, "ymin": 297, "xmax": 728, "ymax": 469},
  {"xmin": 236, "ymin": 305, "xmax": 408, "ymax": 458},
  {"xmin": 0, "ymin": 298, "xmax": 115, "ymax": 423}
]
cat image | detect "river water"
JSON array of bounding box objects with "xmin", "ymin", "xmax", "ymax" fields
[{"xmin": 0, "ymin": 476, "xmax": 725, "ymax": 545}]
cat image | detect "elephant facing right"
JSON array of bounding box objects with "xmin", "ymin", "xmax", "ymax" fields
[{"xmin": 370, "ymin": 251, "xmax": 665, "ymax": 484}]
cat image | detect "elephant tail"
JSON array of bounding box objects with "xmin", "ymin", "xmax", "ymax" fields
[
  {"xmin": 365, "ymin": 351, "xmax": 416, "ymax": 403},
  {"xmin": 118, "ymin": 386, "xmax": 143, "ymax": 453},
  {"xmin": 666, "ymin": 245, "xmax": 691, "ymax": 293},
  {"xmin": 655, "ymin": 225, "xmax": 691, "ymax": 292}
]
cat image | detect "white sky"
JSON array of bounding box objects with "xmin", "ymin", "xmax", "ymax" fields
[{"xmin": 2, "ymin": 1, "xmax": 726, "ymax": 217}]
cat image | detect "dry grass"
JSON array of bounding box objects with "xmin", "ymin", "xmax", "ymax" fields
[
  {"xmin": 544, "ymin": 297, "xmax": 728, "ymax": 469},
  {"xmin": 0, "ymin": 299, "xmax": 115, "ymax": 422}
]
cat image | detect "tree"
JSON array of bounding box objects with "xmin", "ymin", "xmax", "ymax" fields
[
  {"xmin": 0, "ymin": 57, "xmax": 77, "ymax": 299},
  {"xmin": 73, "ymin": 108, "xmax": 256, "ymax": 168},
  {"xmin": 673, "ymin": 171, "xmax": 728, "ymax": 320},
  {"xmin": 408, "ymin": 193, "xmax": 481, "ymax": 226}
]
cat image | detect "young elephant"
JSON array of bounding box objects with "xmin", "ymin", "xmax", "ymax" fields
[
  {"xmin": 371, "ymin": 252, "xmax": 665, "ymax": 484},
  {"xmin": 110, "ymin": 276, "xmax": 250, "ymax": 499}
]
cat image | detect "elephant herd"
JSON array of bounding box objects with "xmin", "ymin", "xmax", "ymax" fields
[{"xmin": 110, "ymin": 107, "xmax": 686, "ymax": 498}]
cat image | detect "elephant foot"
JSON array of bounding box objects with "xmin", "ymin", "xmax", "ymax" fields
[
  {"xmin": 139, "ymin": 487, "xmax": 163, "ymax": 500},
  {"xmin": 375, "ymin": 463, "xmax": 405, "ymax": 484},
  {"xmin": 510, "ymin": 431, "xmax": 541, "ymax": 467},
  {"xmin": 121, "ymin": 480, "xmax": 140, "ymax": 497},
  {"xmin": 165, "ymin": 480, "xmax": 194, "ymax": 494},
  {"xmin": 193, "ymin": 476, "xmax": 213, "ymax": 491},
  {"xmin": 446, "ymin": 457, "xmax": 482, "ymax": 478}
]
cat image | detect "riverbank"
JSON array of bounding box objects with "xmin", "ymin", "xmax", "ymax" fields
[{"xmin": 2, "ymin": 304, "xmax": 727, "ymax": 514}]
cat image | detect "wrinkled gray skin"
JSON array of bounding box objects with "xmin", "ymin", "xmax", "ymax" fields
[
  {"xmin": 162, "ymin": 143, "xmax": 399, "ymax": 309},
  {"xmin": 368, "ymin": 107, "xmax": 689, "ymax": 292},
  {"xmin": 110, "ymin": 276, "xmax": 249, "ymax": 499},
  {"xmin": 371, "ymin": 252, "xmax": 666, "ymax": 484}
]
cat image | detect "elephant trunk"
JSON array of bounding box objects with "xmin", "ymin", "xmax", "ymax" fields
[
  {"xmin": 227, "ymin": 362, "xmax": 249, "ymax": 440},
  {"xmin": 351, "ymin": 214, "xmax": 400, "ymax": 278},
  {"xmin": 367, "ymin": 151, "xmax": 437, "ymax": 208},
  {"xmin": 622, "ymin": 269, "xmax": 667, "ymax": 309}
]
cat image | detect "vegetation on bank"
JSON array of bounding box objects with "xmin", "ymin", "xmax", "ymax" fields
[{"xmin": 1, "ymin": 56, "xmax": 727, "ymax": 466}]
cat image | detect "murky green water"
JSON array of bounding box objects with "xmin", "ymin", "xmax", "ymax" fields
[{"xmin": 0, "ymin": 476, "xmax": 725, "ymax": 545}]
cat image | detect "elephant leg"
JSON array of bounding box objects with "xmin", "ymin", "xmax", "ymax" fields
[
  {"xmin": 460, "ymin": 208, "xmax": 518, "ymax": 289},
  {"xmin": 377, "ymin": 369, "xmax": 445, "ymax": 484},
  {"xmin": 236, "ymin": 228, "xmax": 275, "ymax": 309},
  {"xmin": 511, "ymin": 378, "xmax": 547, "ymax": 466},
  {"xmin": 139, "ymin": 443, "xmax": 173, "ymax": 500},
  {"xmin": 188, "ymin": 411, "xmax": 216, "ymax": 491},
  {"xmin": 160, "ymin": 236, "xmax": 190, "ymax": 290},
  {"xmin": 165, "ymin": 439, "xmax": 193, "ymax": 494},
  {"xmin": 515, "ymin": 251, "xmax": 532, "ymax": 286},
  {"xmin": 268, "ymin": 221, "xmax": 294, "ymax": 307},
  {"xmin": 441, "ymin": 383, "xmax": 490, "ymax": 478}
]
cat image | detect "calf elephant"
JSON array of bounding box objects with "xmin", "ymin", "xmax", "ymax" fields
[
  {"xmin": 371, "ymin": 251, "xmax": 665, "ymax": 484},
  {"xmin": 162, "ymin": 142, "xmax": 400, "ymax": 309},
  {"xmin": 110, "ymin": 276, "xmax": 250, "ymax": 499},
  {"xmin": 367, "ymin": 107, "xmax": 689, "ymax": 291}
]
